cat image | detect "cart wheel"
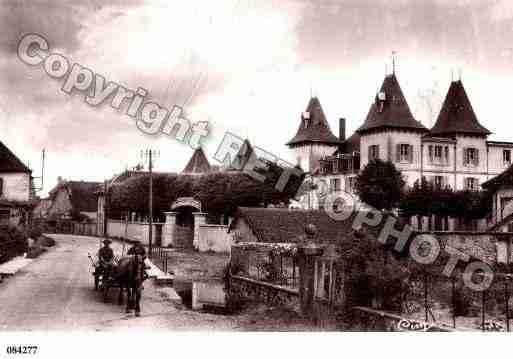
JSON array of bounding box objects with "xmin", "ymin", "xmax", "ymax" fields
[{"xmin": 103, "ymin": 283, "xmax": 110, "ymax": 302}]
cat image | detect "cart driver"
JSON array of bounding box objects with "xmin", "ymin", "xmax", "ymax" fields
[{"xmin": 98, "ymin": 239, "xmax": 114, "ymax": 276}]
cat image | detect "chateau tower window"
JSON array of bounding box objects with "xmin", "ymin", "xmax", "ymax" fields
[
  {"xmin": 368, "ymin": 145, "xmax": 380, "ymax": 161},
  {"xmin": 463, "ymin": 148, "xmax": 479, "ymax": 167},
  {"xmin": 396, "ymin": 144, "xmax": 413, "ymax": 163}
]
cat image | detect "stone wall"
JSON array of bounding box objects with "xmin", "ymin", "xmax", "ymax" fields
[
  {"xmin": 107, "ymin": 220, "xmax": 163, "ymax": 243},
  {"xmin": 228, "ymin": 275, "xmax": 300, "ymax": 308},
  {"xmin": 197, "ymin": 224, "xmax": 231, "ymax": 253}
]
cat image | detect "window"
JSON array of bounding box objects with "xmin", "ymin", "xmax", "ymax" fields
[
  {"xmin": 0, "ymin": 178, "xmax": 3, "ymax": 197},
  {"xmin": 464, "ymin": 148, "xmax": 479, "ymax": 166},
  {"xmin": 434, "ymin": 176, "xmax": 444, "ymax": 189},
  {"xmin": 347, "ymin": 177, "xmax": 357, "ymax": 194},
  {"xmin": 465, "ymin": 177, "xmax": 478, "ymax": 191},
  {"xmin": 368, "ymin": 145, "xmax": 380, "ymax": 161},
  {"xmin": 396, "ymin": 144, "xmax": 413, "ymax": 163},
  {"xmin": 504, "ymin": 150, "xmax": 511, "ymax": 166},
  {"xmin": 0, "ymin": 209, "xmax": 9, "ymax": 226},
  {"xmin": 330, "ymin": 178, "xmax": 341, "ymax": 193},
  {"xmin": 429, "ymin": 145, "xmax": 449, "ymax": 165}
]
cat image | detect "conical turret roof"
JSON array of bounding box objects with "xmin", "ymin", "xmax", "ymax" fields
[
  {"xmin": 430, "ymin": 80, "xmax": 491, "ymax": 137},
  {"xmin": 182, "ymin": 147, "xmax": 211, "ymax": 174},
  {"xmin": 357, "ymin": 74, "xmax": 428, "ymax": 134},
  {"xmin": 287, "ymin": 97, "xmax": 340, "ymax": 146}
]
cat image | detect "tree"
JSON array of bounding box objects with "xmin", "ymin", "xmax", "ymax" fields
[{"xmin": 355, "ymin": 159, "xmax": 405, "ymax": 211}]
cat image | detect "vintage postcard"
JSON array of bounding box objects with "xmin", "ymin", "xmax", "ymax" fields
[{"xmin": 0, "ymin": 0, "xmax": 512, "ymax": 357}]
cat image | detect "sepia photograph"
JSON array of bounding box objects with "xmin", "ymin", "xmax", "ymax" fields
[{"xmin": 1, "ymin": 0, "xmax": 513, "ymax": 357}]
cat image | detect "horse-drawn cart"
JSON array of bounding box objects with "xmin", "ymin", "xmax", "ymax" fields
[
  {"xmin": 88, "ymin": 253, "xmax": 123, "ymax": 302},
  {"xmin": 88, "ymin": 252, "xmax": 147, "ymax": 316}
]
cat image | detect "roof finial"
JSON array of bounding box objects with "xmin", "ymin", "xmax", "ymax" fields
[
  {"xmin": 392, "ymin": 51, "xmax": 397, "ymax": 75},
  {"xmin": 458, "ymin": 68, "xmax": 462, "ymax": 81}
]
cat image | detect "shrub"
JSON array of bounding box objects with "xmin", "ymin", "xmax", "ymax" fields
[
  {"xmin": 36, "ymin": 236, "xmax": 55, "ymax": 247},
  {"xmin": 28, "ymin": 225, "xmax": 43, "ymax": 239}
]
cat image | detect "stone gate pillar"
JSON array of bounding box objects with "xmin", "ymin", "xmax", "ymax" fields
[
  {"xmin": 297, "ymin": 244, "xmax": 324, "ymax": 316},
  {"xmin": 193, "ymin": 212, "xmax": 207, "ymax": 250},
  {"xmin": 163, "ymin": 212, "xmax": 176, "ymax": 247}
]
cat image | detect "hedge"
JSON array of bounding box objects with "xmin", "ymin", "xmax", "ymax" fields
[{"xmin": 108, "ymin": 164, "xmax": 305, "ymax": 218}]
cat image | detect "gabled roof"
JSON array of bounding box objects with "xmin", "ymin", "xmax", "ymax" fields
[
  {"xmin": 287, "ymin": 97, "xmax": 341, "ymax": 146},
  {"xmin": 182, "ymin": 147, "xmax": 211, "ymax": 174},
  {"xmin": 49, "ymin": 180, "xmax": 101, "ymax": 212},
  {"xmin": 482, "ymin": 164, "xmax": 513, "ymax": 191},
  {"xmin": 357, "ymin": 74, "xmax": 428, "ymax": 135},
  {"xmin": 229, "ymin": 207, "xmax": 355, "ymax": 244},
  {"xmin": 430, "ymin": 80, "xmax": 491, "ymax": 137},
  {"xmin": 0, "ymin": 141, "xmax": 31, "ymax": 173},
  {"xmin": 67, "ymin": 181, "xmax": 102, "ymax": 213}
]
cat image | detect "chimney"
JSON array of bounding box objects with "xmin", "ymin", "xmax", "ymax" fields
[{"xmin": 339, "ymin": 118, "xmax": 346, "ymax": 141}]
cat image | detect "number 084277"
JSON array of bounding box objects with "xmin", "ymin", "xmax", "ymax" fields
[{"xmin": 6, "ymin": 346, "xmax": 38, "ymax": 355}]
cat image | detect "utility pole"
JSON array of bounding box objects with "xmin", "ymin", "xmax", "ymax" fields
[
  {"xmin": 149, "ymin": 149, "xmax": 153, "ymax": 255},
  {"xmin": 141, "ymin": 149, "xmax": 159, "ymax": 255}
]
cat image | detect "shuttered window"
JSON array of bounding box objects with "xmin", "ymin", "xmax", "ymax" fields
[
  {"xmin": 396, "ymin": 144, "xmax": 413, "ymax": 163},
  {"xmin": 368, "ymin": 145, "xmax": 380, "ymax": 161},
  {"xmin": 463, "ymin": 148, "xmax": 479, "ymax": 166}
]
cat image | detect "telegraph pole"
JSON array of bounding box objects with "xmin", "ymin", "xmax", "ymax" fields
[
  {"xmin": 141, "ymin": 149, "xmax": 159, "ymax": 255},
  {"xmin": 148, "ymin": 150, "xmax": 153, "ymax": 255}
]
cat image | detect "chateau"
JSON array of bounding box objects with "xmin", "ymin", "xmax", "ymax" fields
[{"xmin": 287, "ymin": 72, "xmax": 513, "ymax": 230}]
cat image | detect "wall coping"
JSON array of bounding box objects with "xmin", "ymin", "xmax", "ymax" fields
[
  {"xmin": 230, "ymin": 275, "xmax": 299, "ymax": 296},
  {"xmin": 414, "ymin": 231, "xmax": 512, "ymax": 236},
  {"xmin": 107, "ymin": 220, "xmax": 165, "ymax": 225}
]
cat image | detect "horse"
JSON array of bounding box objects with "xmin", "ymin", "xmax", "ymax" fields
[{"xmin": 112, "ymin": 254, "xmax": 147, "ymax": 316}]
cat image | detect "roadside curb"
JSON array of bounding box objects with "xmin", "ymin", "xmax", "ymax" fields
[
  {"xmin": 0, "ymin": 256, "xmax": 33, "ymax": 277},
  {"xmin": 145, "ymin": 258, "xmax": 174, "ymax": 285}
]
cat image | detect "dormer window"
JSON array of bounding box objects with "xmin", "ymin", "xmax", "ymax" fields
[
  {"xmin": 302, "ymin": 111, "xmax": 311, "ymax": 128},
  {"xmin": 377, "ymin": 91, "xmax": 386, "ymax": 113}
]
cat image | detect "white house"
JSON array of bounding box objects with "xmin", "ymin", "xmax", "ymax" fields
[
  {"xmin": 288, "ymin": 73, "xmax": 513, "ymax": 231},
  {"xmin": 0, "ymin": 141, "xmax": 33, "ymax": 226}
]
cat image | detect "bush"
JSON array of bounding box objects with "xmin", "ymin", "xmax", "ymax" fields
[
  {"xmin": 0, "ymin": 226, "xmax": 29, "ymax": 263},
  {"xmin": 36, "ymin": 235, "xmax": 55, "ymax": 247},
  {"xmin": 28, "ymin": 225, "xmax": 43, "ymax": 239}
]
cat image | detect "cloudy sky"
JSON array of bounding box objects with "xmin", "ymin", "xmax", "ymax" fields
[{"xmin": 2, "ymin": 0, "xmax": 513, "ymax": 195}]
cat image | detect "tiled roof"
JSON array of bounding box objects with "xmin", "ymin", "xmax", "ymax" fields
[
  {"xmin": 287, "ymin": 97, "xmax": 341, "ymax": 146},
  {"xmin": 182, "ymin": 147, "xmax": 211, "ymax": 174},
  {"xmin": 430, "ymin": 80, "xmax": 491, "ymax": 137},
  {"xmin": 342, "ymin": 131, "xmax": 360, "ymax": 153},
  {"xmin": 49, "ymin": 181, "xmax": 101, "ymax": 213},
  {"xmin": 67, "ymin": 181, "xmax": 102, "ymax": 212},
  {"xmin": 230, "ymin": 207, "xmax": 355, "ymax": 244},
  {"xmin": 357, "ymin": 74, "xmax": 428, "ymax": 134},
  {"xmin": 0, "ymin": 141, "xmax": 30, "ymax": 173},
  {"xmin": 482, "ymin": 164, "xmax": 513, "ymax": 191}
]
